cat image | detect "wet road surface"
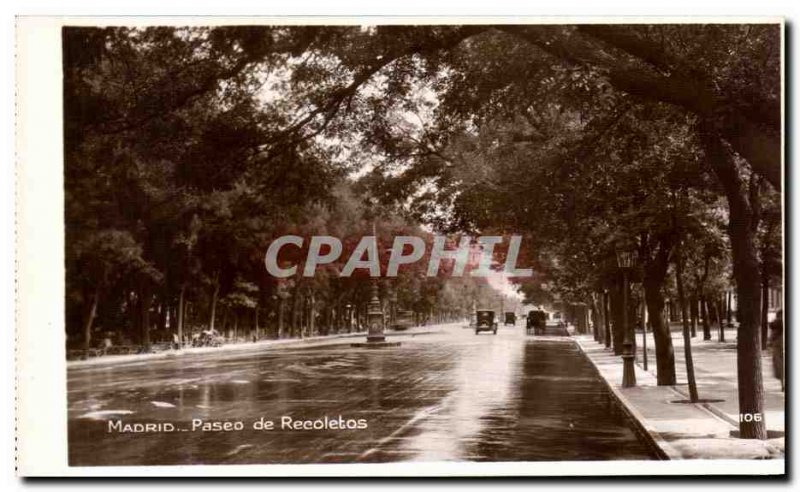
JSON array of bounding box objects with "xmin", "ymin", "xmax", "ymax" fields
[{"xmin": 68, "ymin": 322, "xmax": 656, "ymax": 465}]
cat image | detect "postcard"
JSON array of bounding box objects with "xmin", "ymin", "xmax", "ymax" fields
[{"xmin": 15, "ymin": 16, "xmax": 785, "ymax": 477}]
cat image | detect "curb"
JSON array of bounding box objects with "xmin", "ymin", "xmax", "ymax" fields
[
  {"xmin": 67, "ymin": 326, "xmax": 446, "ymax": 369},
  {"xmin": 573, "ymin": 339, "xmax": 680, "ymax": 460}
]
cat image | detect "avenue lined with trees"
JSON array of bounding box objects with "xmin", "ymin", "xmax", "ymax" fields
[{"xmin": 64, "ymin": 24, "xmax": 782, "ymax": 440}]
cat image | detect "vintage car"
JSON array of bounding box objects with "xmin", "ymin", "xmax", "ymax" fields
[
  {"xmin": 526, "ymin": 310, "xmax": 547, "ymax": 335},
  {"xmin": 475, "ymin": 309, "xmax": 498, "ymax": 335},
  {"xmin": 391, "ymin": 310, "xmax": 416, "ymax": 331},
  {"xmin": 504, "ymin": 312, "xmax": 517, "ymax": 326}
]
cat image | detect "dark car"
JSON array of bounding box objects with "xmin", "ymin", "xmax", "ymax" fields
[
  {"xmin": 504, "ymin": 312, "xmax": 516, "ymax": 326},
  {"xmin": 475, "ymin": 310, "xmax": 498, "ymax": 335},
  {"xmin": 526, "ymin": 310, "xmax": 547, "ymax": 335}
]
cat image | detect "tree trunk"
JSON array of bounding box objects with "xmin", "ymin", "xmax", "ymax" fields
[
  {"xmin": 761, "ymin": 273, "xmax": 770, "ymax": 350},
  {"xmin": 184, "ymin": 301, "xmax": 192, "ymax": 337},
  {"xmin": 139, "ymin": 282, "xmax": 153, "ymax": 351},
  {"xmin": 603, "ymin": 291, "xmax": 611, "ymax": 349},
  {"xmin": 576, "ymin": 304, "xmax": 588, "ymax": 334},
  {"xmin": 701, "ymin": 296, "xmax": 712, "ymax": 340},
  {"xmin": 82, "ymin": 285, "xmax": 100, "ymax": 352},
  {"xmin": 640, "ymin": 292, "xmax": 648, "ymax": 371},
  {"xmin": 221, "ymin": 305, "xmax": 230, "ymax": 339},
  {"xmin": 590, "ymin": 294, "xmax": 601, "ymax": 343},
  {"xmin": 330, "ymin": 304, "xmax": 337, "ymax": 335},
  {"xmin": 309, "ymin": 293, "xmax": 316, "ymax": 337},
  {"xmin": 726, "ymin": 290, "xmax": 733, "ymax": 327},
  {"xmin": 300, "ymin": 294, "xmax": 307, "ymax": 338},
  {"xmin": 702, "ymin": 127, "xmax": 767, "ymax": 439},
  {"xmin": 177, "ymin": 284, "xmax": 185, "ymax": 347},
  {"xmin": 209, "ymin": 273, "xmax": 220, "ymax": 332},
  {"xmin": 157, "ymin": 299, "xmax": 167, "ymax": 334},
  {"xmin": 675, "ymin": 240, "xmax": 700, "ymax": 403},
  {"xmin": 277, "ymin": 297, "xmax": 285, "ymax": 338},
  {"xmin": 609, "ymin": 282, "xmax": 624, "ymax": 355},
  {"xmin": 689, "ymin": 295, "xmax": 698, "ymax": 338},
  {"xmin": 643, "ymin": 237, "xmax": 677, "ymax": 385},
  {"xmin": 292, "ymin": 291, "xmax": 301, "ymax": 338}
]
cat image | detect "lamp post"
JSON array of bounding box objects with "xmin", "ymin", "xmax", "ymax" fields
[
  {"xmin": 366, "ymin": 276, "xmax": 385, "ymax": 342},
  {"xmin": 352, "ymin": 222, "xmax": 400, "ymax": 348},
  {"xmin": 616, "ymin": 248, "xmax": 636, "ymax": 388},
  {"xmin": 367, "ymin": 221, "xmax": 385, "ymax": 342}
]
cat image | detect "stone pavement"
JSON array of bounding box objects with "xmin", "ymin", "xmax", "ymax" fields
[{"xmin": 575, "ymin": 328, "xmax": 785, "ymax": 461}]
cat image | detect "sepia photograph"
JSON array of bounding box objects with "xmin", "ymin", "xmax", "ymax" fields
[{"xmin": 16, "ymin": 17, "xmax": 785, "ymax": 476}]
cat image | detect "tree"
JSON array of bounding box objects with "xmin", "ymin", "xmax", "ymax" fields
[
  {"xmin": 701, "ymin": 129, "xmax": 768, "ymax": 439},
  {"xmin": 64, "ymin": 26, "xmax": 341, "ymax": 348}
]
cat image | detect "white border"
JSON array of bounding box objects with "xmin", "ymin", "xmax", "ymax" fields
[
  {"xmin": 16, "ymin": 16, "xmax": 67, "ymax": 479},
  {"xmin": 13, "ymin": 14, "xmax": 789, "ymax": 478},
  {"xmin": 37, "ymin": 460, "xmax": 787, "ymax": 477},
  {"xmin": 15, "ymin": 15, "xmax": 788, "ymax": 26}
]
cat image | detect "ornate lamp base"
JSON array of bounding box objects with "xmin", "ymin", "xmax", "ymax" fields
[
  {"xmin": 351, "ymin": 340, "xmax": 401, "ymax": 348},
  {"xmin": 354, "ymin": 281, "xmax": 400, "ymax": 348},
  {"xmin": 621, "ymin": 353, "xmax": 637, "ymax": 388}
]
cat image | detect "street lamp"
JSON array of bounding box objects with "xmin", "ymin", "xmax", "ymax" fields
[
  {"xmin": 366, "ymin": 221, "xmax": 386, "ymax": 342},
  {"xmin": 616, "ymin": 248, "xmax": 637, "ymax": 388},
  {"xmin": 366, "ymin": 277, "xmax": 385, "ymax": 342},
  {"xmin": 351, "ymin": 222, "xmax": 400, "ymax": 348}
]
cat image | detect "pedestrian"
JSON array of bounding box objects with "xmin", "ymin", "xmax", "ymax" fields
[{"xmin": 769, "ymin": 309, "xmax": 784, "ymax": 391}]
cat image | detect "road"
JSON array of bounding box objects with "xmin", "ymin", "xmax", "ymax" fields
[{"xmin": 67, "ymin": 322, "xmax": 656, "ymax": 465}]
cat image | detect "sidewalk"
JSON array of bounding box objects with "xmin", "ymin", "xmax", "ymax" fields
[
  {"xmin": 575, "ymin": 329, "xmax": 785, "ymax": 460},
  {"xmin": 67, "ymin": 323, "xmax": 449, "ymax": 369},
  {"xmin": 640, "ymin": 326, "xmax": 784, "ymax": 434}
]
